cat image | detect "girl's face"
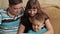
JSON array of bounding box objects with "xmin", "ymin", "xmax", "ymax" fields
[
  {"xmin": 32, "ymin": 20, "xmax": 44, "ymax": 32},
  {"xmin": 28, "ymin": 9, "xmax": 37, "ymax": 17}
]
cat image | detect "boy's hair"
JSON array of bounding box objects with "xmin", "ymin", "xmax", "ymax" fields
[
  {"xmin": 9, "ymin": 0, "xmax": 22, "ymax": 5},
  {"xmin": 30, "ymin": 14, "xmax": 45, "ymax": 23}
]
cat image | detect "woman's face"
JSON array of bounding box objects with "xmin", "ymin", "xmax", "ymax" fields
[{"xmin": 28, "ymin": 9, "xmax": 37, "ymax": 17}]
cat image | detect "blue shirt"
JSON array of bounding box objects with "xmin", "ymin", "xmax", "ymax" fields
[
  {"xmin": 0, "ymin": 8, "xmax": 24, "ymax": 34},
  {"xmin": 28, "ymin": 27, "xmax": 47, "ymax": 34}
]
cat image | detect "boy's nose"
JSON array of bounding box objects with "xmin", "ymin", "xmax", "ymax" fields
[{"xmin": 35, "ymin": 26, "xmax": 38, "ymax": 29}]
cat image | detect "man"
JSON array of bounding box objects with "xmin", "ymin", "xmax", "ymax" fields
[{"xmin": 0, "ymin": 0, "xmax": 24, "ymax": 34}]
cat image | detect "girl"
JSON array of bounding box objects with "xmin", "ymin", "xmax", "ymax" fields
[{"xmin": 17, "ymin": 0, "xmax": 56, "ymax": 34}]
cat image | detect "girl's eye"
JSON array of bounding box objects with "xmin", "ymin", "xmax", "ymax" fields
[{"xmin": 33, "ymin": 10, "xmax": 35, "ymax": 11}]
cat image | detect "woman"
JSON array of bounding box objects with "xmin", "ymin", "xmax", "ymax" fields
[{"xmin": 17, "ymin": 0, "xmax": 55, "ymax": 34}]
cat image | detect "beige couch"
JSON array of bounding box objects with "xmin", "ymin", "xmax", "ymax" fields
[{"xmin": 42, "ymin": 7, "xmax": 60, "ymax": 34}]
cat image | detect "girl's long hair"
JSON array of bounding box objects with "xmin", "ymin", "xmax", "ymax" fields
[{"xmin": 24, "ymin": 0, "xmax": 49, "ymax": 19}]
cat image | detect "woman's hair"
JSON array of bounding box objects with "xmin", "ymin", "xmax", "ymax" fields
[{"xmin": 24, "ymin": 0, "xmax": 49, "ymax": 19}]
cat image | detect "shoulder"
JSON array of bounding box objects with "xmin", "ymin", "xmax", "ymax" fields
[
  {"xmin": 0, "ymin": 9, "xmax": 7, "ymax": 17},
  {"xmin": 20, "ymin": 8, "xmax": 24, "ymax": 16},
  {"xmin": 0, "ymin": 9, "xmax": 5, "ymax": 13},
  {"xmin": 41, "ymin": 27, "xmax": 47, "ymax": 33},
  {"xmin": 21, "ymin": 15, "xmax": 28, "ymax": 21},
  {"xmin": 0, "ymin": 8, "xmax": 7, "ymax": 14},
  {"xmin": 0, "ymin": 8, "xmax": 10, "ymax": 19}
]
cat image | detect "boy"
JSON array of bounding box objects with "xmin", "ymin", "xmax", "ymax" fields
[{"xmin": 28, "ymin": 14, "xmax": 47, "ymax": 34}]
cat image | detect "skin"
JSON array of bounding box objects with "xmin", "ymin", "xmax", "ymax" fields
[
  {"xmin": 32, "ymin": 20, "xmax": 44, "ymax": 32},
  {"xmin": 18, "ymin": 8, "xmax": 54, "ymax": 34},
  {"xmin": 8, "ymin": 3, "xmax": 22, "ymax": 17},
  {"xmin": 43, "ymin": 19, "xmax": 54, "ymax": 34},
  {"xmin": 17, "ymin": 9, "xmax": 38, "ymax": 34},
  {"xmin": 28, "ymin": 9, "xmax": 37, "ymax": 17},
  {"xmin": 17, "ymin": 4, "xmax": 58, "ymax": 34}
]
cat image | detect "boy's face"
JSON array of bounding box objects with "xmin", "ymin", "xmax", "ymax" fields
[
  {"xmin": 32, "ymin": 20, "xmax": 44, "ymax": 32},
  {"xmin": 9, "ymin": 3, "xmax": 22, "ymax": 16}
]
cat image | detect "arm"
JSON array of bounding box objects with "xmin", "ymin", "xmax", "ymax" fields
[
  {"xmin": 43, "ymin": 19, "xmax": 54, "ymax": 34},
  {"xmin": 40, "ymin": 4, "xmax": 60, "ymax": 9},
  {"xmin": 17, "ymin": 24, "xmax": 25, "ymax": 34}
]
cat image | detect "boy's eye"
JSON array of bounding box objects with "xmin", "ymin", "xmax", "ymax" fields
[
  {"xmin": 33, "ymin": 24, "xmax": 36, "ymax": 26},
  {"xmin": 37, "ymin": 25, "xmax": 39, "ymax": 27}
]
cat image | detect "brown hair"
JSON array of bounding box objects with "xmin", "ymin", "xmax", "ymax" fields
[
  {"xmin": 9, "ymin": 0, "xmax": 22, "ymax": 5},
  {"xmin": 30, "ymin": 14, "xmax": 45, "ymax": 23},
  {"xmin": 24, "ymin": 0, "xmax": 49, "ymax": 19}
]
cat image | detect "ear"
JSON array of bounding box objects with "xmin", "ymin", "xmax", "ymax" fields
[
  {"xmin": 41, "ymin": 24, "xmax": 45, "ymax": 27},
  {"xmin": 9, "ymin": 4, "xmax": 11, "ymax": 7},
  {"xmin": 9, "ymin": 4, "xmax": 13, "ymax": 7}
]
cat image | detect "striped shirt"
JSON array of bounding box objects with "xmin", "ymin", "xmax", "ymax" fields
[{"xmin": 0, "ymin": 8, "xmax": 24, "ymax": 34}]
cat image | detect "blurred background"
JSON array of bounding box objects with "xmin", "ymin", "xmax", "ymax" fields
[{"xmin": 0, "ymin": 0, "xmax": 60, "ymax": 34}]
